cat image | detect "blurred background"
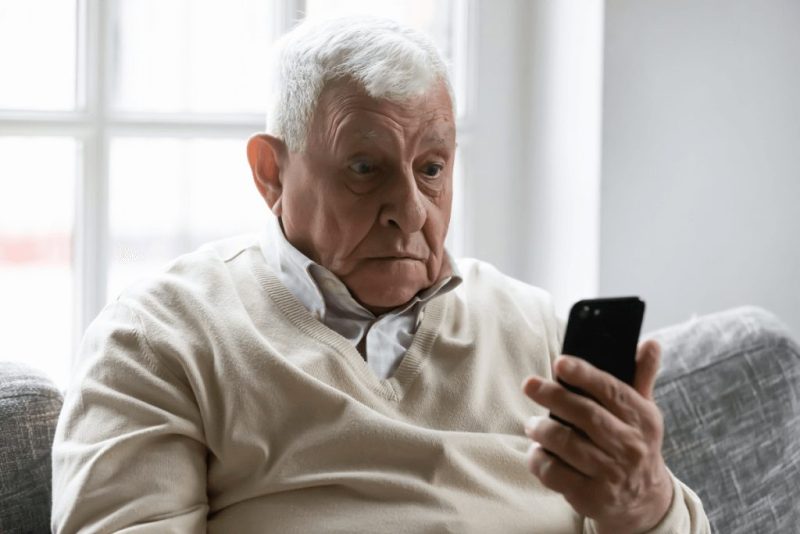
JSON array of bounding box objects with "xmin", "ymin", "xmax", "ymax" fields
[{"xmin": 1, "ymin": 0, "xmax": 798, "ymax": 388}]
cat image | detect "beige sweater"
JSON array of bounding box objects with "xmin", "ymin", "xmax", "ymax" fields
[{"xmin": 52, "ymin": 235, "xmax": 709, "ymax": 533}]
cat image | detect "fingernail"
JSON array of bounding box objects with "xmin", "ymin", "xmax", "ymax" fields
[{"xmin": 525, "ymin": 378, "xmax": 541, "ymax": 394}]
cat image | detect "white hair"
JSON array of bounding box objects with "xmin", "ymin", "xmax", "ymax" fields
[{"xmin": 266, "ymin": 16, "xmax": 454, "ymax": 152}]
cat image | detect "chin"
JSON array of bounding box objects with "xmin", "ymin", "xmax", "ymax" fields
[
  {"xmin": 362, "ymin": 291, "xmax": 417, "ymax": 312},
  {"xmin": 342, "ymin": 259, "xmax": 433, "ymax": 313},
  {"xmin": 347, "ymin": 278, "xmax": 426, "ymax": 313},
  {"xmin": 352, "ymin": 281, "xmax": 418, "ymax": 311}
]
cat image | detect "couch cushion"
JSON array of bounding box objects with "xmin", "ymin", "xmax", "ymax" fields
[
  {"xmin": 0, "ymin": 361, "xmax": 64, "ymax": 533},
  {"xmin": 650, "ymin": 306, "xmax": 800, "ymax": 534}
]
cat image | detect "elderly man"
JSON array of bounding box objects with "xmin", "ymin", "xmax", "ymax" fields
[{"xmin": 52, "ymin": 17, "xmax": 709, "ymax": 533}]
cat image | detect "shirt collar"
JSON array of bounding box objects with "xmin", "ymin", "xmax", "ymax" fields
[{"xmin": 259, "ymin": 215, "xmax": 462, "ymax": 322}]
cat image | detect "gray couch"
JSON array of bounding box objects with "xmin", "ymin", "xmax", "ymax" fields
[
  {"xmin": 0, "ymin": 362, "xmax": 63, "ymax": 533},
  {"xmin": 651, "ymin": 306, "xmax": 800, "ymax": 532},
  {"xmin": 1, "ymin": 306, "xmax": 798, "ymax": 533}
]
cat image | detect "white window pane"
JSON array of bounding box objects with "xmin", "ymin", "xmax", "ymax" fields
[
  {"xmin": 108, "ymin": 137, "xmax": 268, "ymax": 299},
  {"xmin": 111, "ymin": 0, "xmax": 275, "ymax": 114},
  {"xmin": 0, "ymin": 137, "xmax": 78, "ymax": 388},
  {"xmin": 0, "ymin": 0, "xmax": 77, "ymax": 111}
]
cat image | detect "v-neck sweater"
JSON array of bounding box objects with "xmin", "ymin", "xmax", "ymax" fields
[{"xmin": 52, "ymin": 235, "xmax": 709, "ymax": 534}]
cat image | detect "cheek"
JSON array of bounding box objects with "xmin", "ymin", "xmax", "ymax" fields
[
  {"xmin": 299, "ymin": 190, "xmax": 381, "ymax": 268},
  {"xmin": 280, "ymin": 175, "xmax": 339, "ymax": 263},
  {"xmin": 327, "ymin": 191, "xmax": 382, "ymax": 243},
  {"xmin": 439, "ymin": 189, "xmax": 454, "ymax": 233},
  {"xmin": 425, "ymin": 188, "xmax": 453, "ymax": 246},
  {"xmin": 281, "ymin": 178, "xmax": 321, "ymax": 235}
]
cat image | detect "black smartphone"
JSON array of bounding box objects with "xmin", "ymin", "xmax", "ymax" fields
[{"xmin": 550, "ymin": 297, "xmax": 645, "ymax": 427}]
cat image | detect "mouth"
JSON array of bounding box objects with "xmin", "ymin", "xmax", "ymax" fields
[
  {"xmin": 369, "ymin": 256, "xmax": 424, "ymax": 262},
  {"xmin": 371, "ymin": 252, "xmax": 426, "ymax": 260}
]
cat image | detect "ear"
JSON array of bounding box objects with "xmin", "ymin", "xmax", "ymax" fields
[{"xmin": 247, "ymin": 134, "xmax": 288, "ymax": 216}]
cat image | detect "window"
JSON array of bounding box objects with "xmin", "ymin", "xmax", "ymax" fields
[
  {"xmin": 0, "ymin": 137, "xmax": 77, "ymax": 386},
  {"xmin": 0, "ymin": 0, "xmax": 472, "ymax": 387}
]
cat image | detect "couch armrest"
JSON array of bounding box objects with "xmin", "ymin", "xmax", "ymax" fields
[
  {"xmin": 0, "ymin": 362, "xmax": 64, "ymax": 533},
  {"xmin": 649, "ymin": 306, "xmax": 800, "ymax": 533}
]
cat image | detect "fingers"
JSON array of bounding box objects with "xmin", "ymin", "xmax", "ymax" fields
[
  {"xmin": 522, "ymin": 375, "xmax": 639, "ymax": 459},
  {"xmin": 552, "ymin": 355, "xmax": 650, "ymax": 425},
  {"xmin": 526, "ymin": 441, "xmax": 589, "ymax": 499},
  {"xmin": 524, "ymin": 416, "xmax": 617, "ymax": 478},
  {"xmin": 633, "ymin": 340, "xmax": 661, "ymax": 400}
]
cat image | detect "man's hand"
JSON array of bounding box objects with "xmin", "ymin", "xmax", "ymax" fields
[{"xmin": 521, "ymin": 340, "xmax": 673, "ymax": 534}]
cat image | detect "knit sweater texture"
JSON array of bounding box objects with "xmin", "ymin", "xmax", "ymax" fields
[{"xmin": 51, "ymin": 235, "xmax": 709, "ymax": 533}]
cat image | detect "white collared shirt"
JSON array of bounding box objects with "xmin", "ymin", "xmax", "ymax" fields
[{"xmin": 259, "ymin": 215, "xmax": 462, "ymax": 379}]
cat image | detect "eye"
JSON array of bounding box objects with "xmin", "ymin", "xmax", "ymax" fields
[
  {"xmin": 348, "ymin": 160, "xmax": 376, "ymax": 176},
  {"xmin": 421, "ymin": 162, "xmax": 444, "ymax": 178}
]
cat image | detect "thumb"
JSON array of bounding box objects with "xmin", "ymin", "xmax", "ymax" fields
[{"xmin": 633, "ymin": 339, "xmax": 661, "ymax": 400}]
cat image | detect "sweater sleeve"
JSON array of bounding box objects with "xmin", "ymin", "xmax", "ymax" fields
[
  {"xmin": 581, "ymin": 470, "xmax": 711, "ymax": 534},
  {"xmin": 51, "ymin": 300, "xmax": 208, "ymax": 533}
]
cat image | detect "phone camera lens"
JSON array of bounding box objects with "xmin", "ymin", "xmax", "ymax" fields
[
  {"xmin": 593, "ymin": 308, "xmax": 601, "ymax": 317},
  {"xmin": 579, "ymin": 305, "xmax": 591, "ymax": 319}
]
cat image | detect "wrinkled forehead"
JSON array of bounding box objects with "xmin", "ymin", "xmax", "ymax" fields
[{"xmin": 310, "ymin": 78, "xmax": 456, "ymax": 149}]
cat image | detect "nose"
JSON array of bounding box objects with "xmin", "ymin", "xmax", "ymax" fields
[{"xmin": 378, "ymin": 167, "xmax": 427, "ymax": 233}]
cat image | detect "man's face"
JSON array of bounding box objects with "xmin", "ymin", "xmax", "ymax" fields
[{"xmin": 274, "ymin": 80, "xmax": 456, "ymax": 314}]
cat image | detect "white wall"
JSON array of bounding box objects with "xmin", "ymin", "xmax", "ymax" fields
[
  {"xmin": 459, "ymin": 0, "xmax": 531, "ymax": 281},
  {"xmin": 522, "ymin": 0, "xmax": 604, "ymax": 319},
  {"xmin": 463, "ymin": 0, "xmax": 605, "ymax": 319},
  {"xmin": 601, "ymin": 0, "xmax": 800, "ymax": 337}
]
